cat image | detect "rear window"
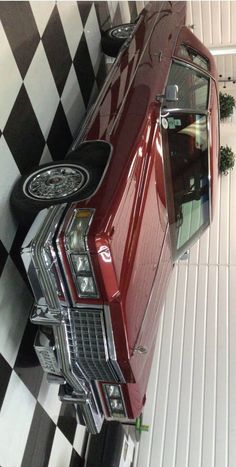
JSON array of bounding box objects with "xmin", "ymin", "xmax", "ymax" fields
[{"xmin": 177, "ymin": 44, "xmax": 210, "ymax": 71}]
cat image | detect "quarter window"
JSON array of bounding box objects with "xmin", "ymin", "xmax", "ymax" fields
[{"xmin": 178, "ymin": 44, "xmax": 210, "ymax": 72}]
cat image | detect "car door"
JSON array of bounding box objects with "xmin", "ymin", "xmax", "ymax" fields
[{"xmin": 160, "ymin": 59, "xmax": 211, "ymax": 259}]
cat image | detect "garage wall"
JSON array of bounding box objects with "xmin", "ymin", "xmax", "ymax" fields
[
  {"xmin": 0, "ymin": 2, "xmax": 141, "ymax": 467},
  {"xmin": 137, "ymin": 164, "xmax": 236, "ymax": 467}
]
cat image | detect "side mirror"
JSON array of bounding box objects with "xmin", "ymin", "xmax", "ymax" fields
[
  {"xmin": 156, "ymin": 84, "xmax": 179, "ymax": 103},
  {"xmin": 179, "ymin": 250, "xmax": 189, "ymax": 261},
  {"xmin": 165, "ymin": 84, "xmax": 178, "ymax": 102}
]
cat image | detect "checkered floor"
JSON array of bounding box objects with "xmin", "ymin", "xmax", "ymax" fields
[{"xmin": 0, "ymin": 2, "xmax": 139, "ymax": 466}]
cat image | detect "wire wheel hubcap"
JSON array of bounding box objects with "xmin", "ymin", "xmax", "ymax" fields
[
  {"xmin": 24, "ymin": 165, "xmax": 88, "ymax": 200},
  {"xmin": 111, "ymin": 25, "xmax": 134, "ymax": 39}
]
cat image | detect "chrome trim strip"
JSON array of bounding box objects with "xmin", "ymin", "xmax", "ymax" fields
[
  {"xmin": 172, "ymin": 57, "xmax": 213, "ymax": 80},
  {"xmin": 31, "ymin": 304, "xmax": 62, "ymax": 325},
  {"xmin": 55, "ymin": 319, "xmax": 88, "ymax": 394},
  {"xmin": 77, "ymin": 400, "xmax": 104, "ymax": 434},
  {"xmin": 161, "ymin": 108, "xmax": 209, "ymax": 115},
  {"xmin": 22, "ymin": 208, "xmax": 49, "ymax": 250},
  {"xmin": 104, "ymin": 305, "xmax": 126, "ymax": 383},
  {"xmin": 37, "ymin": 205, "xmax": 69, "ymax": 308},
  {"xmin": 207, "ymin": 111, "xmax": 212, "ymax": 223},
  {"xmin": 21, "ymin": 205, "xmax": 69, "ymax": 311},
  {"xmin": 47, "ymin": 374, "xmax": 65, "ymax": 385},
  {"xmin": 71, "ymin": 302, "xmax": 103, "ymax": 310}
]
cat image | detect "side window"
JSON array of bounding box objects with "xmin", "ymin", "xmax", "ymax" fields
[
  {"xmin": 161, "ymin": 113, "xmax": 210, "ymax": 259},
  {"xmin": 164, "ymin": 62, "xmax": 209, "ymax": 111},
  {"xmin": 177, "ymin": 44, "xmax": 210, "ymax": 72}
]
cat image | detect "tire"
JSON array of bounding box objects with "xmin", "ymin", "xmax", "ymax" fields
[
  {"xmin": 101, "ymin": 23, "xmax": 135, "ymax": 57},
  {"xmin": 10, "ymin": 160, "xmax": 99, "ymax": 225}
]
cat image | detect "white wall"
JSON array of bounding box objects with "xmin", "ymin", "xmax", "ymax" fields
[
  {"xmin": 221, "ymin": 121, "xmax": 236, "ymax": 148},
  {"xmin": 137, "ymin": 150, "xmax": 236, "ymax": 467}
]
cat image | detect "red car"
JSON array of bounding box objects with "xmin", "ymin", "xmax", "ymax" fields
[{"xmin": 11, "ymin": 1, "xmax": 219, "ymax": 433}]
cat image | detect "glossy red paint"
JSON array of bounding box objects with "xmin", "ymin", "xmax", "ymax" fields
[
  {"xmin": 61, "ymin": 1, "xmax": 220, "ymax": 420},
  {"xmin": 65, "ymin": 2, "xmax": 218, "ymax": 420}
]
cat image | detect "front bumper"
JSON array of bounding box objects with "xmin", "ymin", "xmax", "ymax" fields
[
  {"xmin": 21, "ymin": 206, "xmax": 124, "ymax": 434},
  {"xmin": 32, "ymin": 309, "xmax": 105, "ymax": 434}
]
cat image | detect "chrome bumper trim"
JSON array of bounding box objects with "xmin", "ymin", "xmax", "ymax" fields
[
  {"xmin": 59, "ymin": 382, "xmax": 104, "ymax": 434},
  {"xmin": 47, "ymin": 374, "xmax": 66, "ymax": 385},
  {"xmin": 21, "ymin": 205, "xmax": 68, "ymax": 310},
  {"xmin": 31, "ymin": 304, "xmax": 62, "ymax": 325},
  {"xmin": 77, "ymin": 399, "xmax": 104, "ymax": 434}
]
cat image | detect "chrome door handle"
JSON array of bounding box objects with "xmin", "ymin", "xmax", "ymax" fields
[{"xmin": 134, "ymin": 345, "xmax": 148, "ymax": 354}]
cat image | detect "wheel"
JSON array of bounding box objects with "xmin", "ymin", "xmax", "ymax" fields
[
  {"xmin": 101, "ymin": 23, "xmax": 135, "ymax": 57},
  {"xmin": 10, "ymin": 160, "xmax": 98, "ymax": 224}
]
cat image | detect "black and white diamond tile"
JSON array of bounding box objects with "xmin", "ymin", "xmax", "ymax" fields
[
  {"xmin": 61, "ymin": 65, "xmax": 86, "ymax": 138},
  {"xmin": 0, "ymin": 2, "xmax": 139, "ymax": 466},
  {"xmin": 42, "ymin": 5, "xmax": 72, "ymax": 97},
  {"xmin": 0, "ymin": 371, "xmax": 36, "ymax": 467},
  {"xmin": 4, "ymin": 84, "xmax": 46, "ymax": 174},
  {"xmin": 0, "ymin": 137, "xmax": 19, "ymax": 250},
  {"xmin": 73, "ymin": 32, "xmax": 96, "ymax": 108},
  {"xmin": 0, "ymin": 21, "xmax": 22, "ymax": 132},
  {"xmin": 0, "ymin": 2, "xmax": 41, "ymax": 79},
  {"xmin": 0, "ymin": 355, "xmax": 11, "ymax": 412},
  {"xmin": 21, "ymin": 402, "xmax": 56, "ymax": 467},
  {"xmin": 24, "ymin": 41, "xmax": 60, "ymax": 139},
  {"xmin": 83, "ymin": 4, "xmax": 102, "ymax": 75}
]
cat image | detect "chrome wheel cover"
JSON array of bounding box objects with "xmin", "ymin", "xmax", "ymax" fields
[
  {"xmin": 24, "ymin": 164, "xmax": 89, "ymax": 200},
  {"xmin": 110, "ymin": 24, "xmax": 134, "ymax": 39}
]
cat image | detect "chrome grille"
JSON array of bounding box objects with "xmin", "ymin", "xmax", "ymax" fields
[{"xmin": 66, "ymin": 308, "xmax": 119, "ymax": 382}]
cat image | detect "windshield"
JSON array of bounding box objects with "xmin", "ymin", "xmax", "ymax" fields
[{"xmin": 162, "ymin": 112, "xmax": 210, "ymax": 260}]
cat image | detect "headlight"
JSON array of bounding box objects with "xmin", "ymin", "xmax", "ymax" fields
[
  {"xmin": 110, "ymin": 399, "xmax": 124, "ymax": 412},
  {"xmin": 103, "ymin": 384, "xmax": 126, "ymax": 418},
  {"xmin": 71, "ymin": 254, "xmax": 90, "ymax": 273},
  {"xmin": 66, "ymin": 209, "xmax": 92, "ymax": 252},
  {"xmin": 77, "ymin": 275, "xmax": 96, "ymax": 296},
  {"xmin": 65, "ymin": 209, "xmax": 98, "ymax": 298},
  {"xmin": 105, "ymin": 385, "xmax": 121, "ymax": 398}
]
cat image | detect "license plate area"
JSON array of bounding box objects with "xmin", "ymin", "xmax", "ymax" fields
[{"xmin": 34, "ymin": 331, "xmax": 60, "ymax": 375}]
